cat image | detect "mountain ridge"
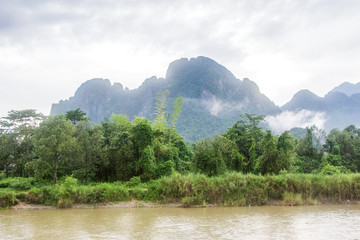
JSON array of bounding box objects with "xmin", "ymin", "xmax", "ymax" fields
[
  {"xmin": 51, "ymin": 56, "xmax": 360, "ymax": 140},
  {"xmin": 329, "ymin": 82, "xmax": 360, "ymax": 96},
  {"xmin": 51, "ymin": 56, "xmax": 279, "ymax": 141},
  {"xmin": 281, "ymin": 87, "xmax": 360, "ymax": 131}
]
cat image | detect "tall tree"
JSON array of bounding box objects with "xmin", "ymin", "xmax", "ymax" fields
[
  {"xmin": 0, "ymin": 109, "xmax": 44, "ymax": 177},
  {"xmin": 153, "ymin": 90, "xmax": 170, "ymax": 132},
  {"xmin": 171, "ymin": 96, "xmax": 184, "ymax": 129},
  {"xmin": 33, "ymin": 115, "xmax": 77, "ymax": 184},
  {"xmin": 295, "ymin": 126, "xmax": 325, "ymax": 173},
  {"xmin": 74, "ymin": 121, "xmax": 106, "ymax": 182},
  {"xmin": 257, "ymin": 130, "xmax": 277, "ymax": 175},
  {"xmin": 225, "ymin": 114, "xmax": 264, "ymax": 173},
  {"xmin": 65, "ymin": 108, "xmax": 89, "ymax": 125},
  {"xmin": 103, "ymin": 115, "xmax": 136, "ymax": 181},
  {"xmin": 276, "ymin": 131, "xmax": 295, "ymax": 173}
]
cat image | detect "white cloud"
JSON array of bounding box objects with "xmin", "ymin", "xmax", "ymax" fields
[
  {"xmin": 1, "ymin": 0, "xmax": 360, "ymax": 117},
  {"xmin": 265, "ymin": 110, "xmax": 328, "ymax": 134}
]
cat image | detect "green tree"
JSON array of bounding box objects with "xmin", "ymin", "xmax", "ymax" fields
[
  {"xmin": 153, "ymin": 90, "xmax": 170, "ymax": 132},
  {"xmin": 0, "ymin": 133, "xmax": 17, "ymax": 177},
  {"xmin": 295, "ymin": 126, "xmax": 324, "ymax": 173},
  {"xmin": 225, "ymin": 114, "xmax": 264, "ymax": 173},
  {"xmin": 276, "ymin": 131, "xmax": 295, "ymax": 173},
  {"xmin": 257, "ymin": 130, "xmax": 277, "ymax": 175},
  {"xmin": 65, "ymin": 108, "xmax": 89, "ymax": 124},
  {"xmin": 32, "ymin": 115, "xmax": 77, "ymax": 184},
  {"xmin": 111, "ymin": 114, "xmax": 133, "ymax": 131},
  {"xmin": 0, "ymin": 109, "xmax": 43, "ymax": 177},
  {"xmin": 171, "ymin": 96, "xmax": 184, "ymax": 129},
  {"xmin": 193, "ymin": 136, "xmax": 242, "ymax": 176},
  {"xmin": 193, "ymin": 138, "xmax": 224, "ymax": 176},
  {"xmin": 323, "ymin": 126, "xmax": 360, "ymax": 172},
  {"xmin": 101, "ymin": 116, "xmax": 135, "ymax": 181},
  {"xmin": 73, "ymin": 121, "xmax": 106, "ymax": 182},
  {"xmin": 133, "ymin": 117, "xmax": 153, "ymax": 159},
  {"xmin": 212, "ymin": 135, "xmax": 243, "ymax": 172},
  {"xmin": 140, "ymin": 145, "xmax": 156, "ymax": 181},
  {"xmin": 247, "ymin": 138, "xmax": 257, "ymax": 173}
]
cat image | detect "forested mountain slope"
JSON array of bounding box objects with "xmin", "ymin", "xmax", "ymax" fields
[{"xmin": 51, "ymin": 57, "xmax": 279, "ymax": 141}]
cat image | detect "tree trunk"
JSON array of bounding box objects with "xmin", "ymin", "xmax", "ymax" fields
[{"xmin": 53, "ymin": 156, "xmax": 57, "ymax": 185}]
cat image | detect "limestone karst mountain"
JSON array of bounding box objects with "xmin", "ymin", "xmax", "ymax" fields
[{"xmin": 51, "ymin": 56, "xmax": 279, "ymax": 141}]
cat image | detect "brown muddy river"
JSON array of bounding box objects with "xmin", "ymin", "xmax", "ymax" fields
[{"xmin": 1, "ymin": 205, "xmax": 360, "ymax": 239}]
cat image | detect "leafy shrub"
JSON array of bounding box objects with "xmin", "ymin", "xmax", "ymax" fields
[
  {"xmin": 181, "ymin": 196, "xmax": 196, "ymax": 207},
  {"xmin": 0, "ymin": 189, "xmax": 16, "ymax": 208},
  {"xmin": 321, "ymin": 164, "xmax": 341, "ymax": 175},
  {"xmin": 129, "ymin": 186, "xmax": 147, "ymax": 200},
  {"xmin": 15, "ymin": 192, "xmax": 28, "ymax": 202},
  {"xmin": 56, "ymin": 176, "xmax": 78, "ymax": 208},
  {"xmin": 0, "ymin": 177, "xmax": 35, "ymax": 190},
  {"xmin": 283, "ymin": 192, "xmax": 303, "ymax": 206},
  {"xmin": 27, "ymin": 187, "xmax": 45, "ymax": 204},
  {"xmin": 94, "ymin": 183, "xmax": 130, "ymax": 202},
  {"xmin": 125, "ymin": 176, "xmax": 142, "ymax": 187}
]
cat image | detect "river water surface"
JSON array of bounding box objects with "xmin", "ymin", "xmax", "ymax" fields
[{"xmin": 1, "ymin": 205, "xmax": 360, "ymax": 239}]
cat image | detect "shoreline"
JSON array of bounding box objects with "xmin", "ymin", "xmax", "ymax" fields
[{"xmin": 10, "ymin": 199, "xmax": 360, "ymax": 210}]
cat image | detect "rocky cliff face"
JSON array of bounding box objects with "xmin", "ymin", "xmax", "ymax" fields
[{"xmin": 51, "ymin": 56, "xmax": 280, "ymax": 141}]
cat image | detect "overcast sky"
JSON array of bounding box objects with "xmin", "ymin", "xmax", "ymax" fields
[{"xmin": 1, "ymin": 0, "xmax": 360, "ymax": 117}]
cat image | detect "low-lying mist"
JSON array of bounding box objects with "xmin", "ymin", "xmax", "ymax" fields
[{"xmin": 265, "ymin": 110, "xmax": 327, "ymax": 134}]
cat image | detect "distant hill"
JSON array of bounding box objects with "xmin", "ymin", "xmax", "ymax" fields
[
  {"xmin": 282, "ymin": 90, "xmax": 325, "ymax": 112},
  {"xmin": 51, "ymin": 56, "xmax": 360, "ymax": 138},
  {"xmin": 51, "ymin": 56, "xmax": 279, "ymax": 142},
  {"xmin": 330, "ymin": 82, "xmax": 360, "ymax": 96},
  {"xmin": 282, "ymin": 88, "xmax": 360, "ymax": 131}
]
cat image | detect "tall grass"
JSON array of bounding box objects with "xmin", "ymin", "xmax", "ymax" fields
[
  {"xmin": 0, "ymin": 189, "xmax": 16, "ymax": 208},
  {"xmin": 145, "ymin": 172, "xmax": 360, "ymax": 206},
  {"xmin": 2, "ymin": 173, "xmax": 360, "ymax": 208}
]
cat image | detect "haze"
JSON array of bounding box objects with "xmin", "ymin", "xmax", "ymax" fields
[{"xmin": 1, "ymin": 0, "xmax": 360, "ymax": 117}]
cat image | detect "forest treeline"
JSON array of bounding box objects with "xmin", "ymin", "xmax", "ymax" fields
[{"xmin": 1, "ymin": 93, "xmax": 360, "ymax": 185}]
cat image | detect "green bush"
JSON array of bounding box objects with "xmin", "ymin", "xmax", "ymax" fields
[
  {"xmin": 283, "ymin": 192, "xmax": 303, "ymax": 206},
  {"xmin": 125, "ymin": 176, "xmax": 142, "ymax": 187},
  {"xmin": 27, "ymin": 187, "xmax": 45, "ymax": 204},
  {"xmin": 145, "ymin": 173, "xmax": 360, "ymax": 206},
  {"xmin": 0, "ymin": 189, "xmax": 16, "ymax": 208},
  {"xmin": 0, "ymin": 177, "xmax": 35, "ymax": 190},
  {"xmin": 94, "ymin": 183, "xmax": 130, "ymax": 202},
  {"xmin": 130, "ymin": 186, "xmax": 147, "ymax": 200},
  {"xmin": 321, "ymin": 164, "xmax": 341, "ymax": 175},
  {"xmin": 15, "ymin": 192, "xmax": 28, "ymax": 202}
]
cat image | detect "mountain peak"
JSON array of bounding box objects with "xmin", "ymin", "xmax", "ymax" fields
[
  {"xmin": 330, "ymin": 82, "xmax": 360, "ymax": 96},
  {"xmin": 51, "ymin": 56, "xmax": 279, "ymax": 141},
  {"xmin": 282, "ymin": 89, "xmax": 324, "ymax": 111},
  {"xmin": 165, "ymin": 56, "xmax": 240, "ymax": 99}
]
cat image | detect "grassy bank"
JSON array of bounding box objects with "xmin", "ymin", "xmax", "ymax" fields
[
  {"xmin": 1, "ymin": 173, "xmax": 360, "ymax": 209},
  {"xmin": 147, "ymin": 173, "xmax": 360, "ymax": 206}
]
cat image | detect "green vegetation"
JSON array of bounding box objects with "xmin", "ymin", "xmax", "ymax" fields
[
  {"xmin": 2, "ymin": 102, "xmax": 360, "ymax": 208},
  {"xmin": 1, "ymin": 173, "xmax": 360, "ymax": 208}
]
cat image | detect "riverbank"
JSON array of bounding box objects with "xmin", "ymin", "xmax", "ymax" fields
[
  {"xmin": 2, "ymin": 173, "xmax": 360, "ymax": 209},
  {"xmin": 10, "ymin": 198, "xmax": 360, "ymax": 210}
]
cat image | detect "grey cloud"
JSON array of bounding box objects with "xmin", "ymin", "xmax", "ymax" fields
[
  {"xmin": 1, "ymin": 0, "xmax": 360, "ymax": 116},
  {"xmin": 2, "ymin": 0, "xmax": 360, "ymax": 64}
]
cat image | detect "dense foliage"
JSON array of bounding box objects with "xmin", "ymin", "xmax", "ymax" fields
[{"xmin": 2, "ymin": 105, "xmax": 360, "ymax": 185}]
